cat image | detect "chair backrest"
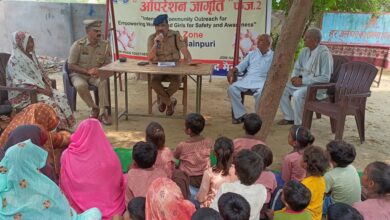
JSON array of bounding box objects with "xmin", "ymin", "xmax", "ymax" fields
[
  {"xmin": 331, "ymin": 55, "xmax": 349, "ymax": 83},
  {"xmin": 63, "ymin": 59, "xmax": 70, "ymax": 75},
  {"xmin": 0, "ymin": 53, "xmax": 11, "ymax": 87},
  {"xmin": 335, "ymin": 62, "xmax": 378, "ymax": 105},
  {"xmin": 0, "ymin": 53, "xmax": 11, "ymax": 104}
]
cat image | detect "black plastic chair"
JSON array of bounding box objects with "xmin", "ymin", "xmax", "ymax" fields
[{"xmin": 63, "ymin": 60, "xmax": 99, "ymax": 111}]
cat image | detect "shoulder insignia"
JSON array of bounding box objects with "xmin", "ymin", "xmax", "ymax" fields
[{"xmin": 78, "ymin": 38, "xmax": 87, "ymax": 45}]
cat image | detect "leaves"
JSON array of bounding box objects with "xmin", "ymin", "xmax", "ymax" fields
[{"xmin": 272, "ymin": 0, "xmax": 390, "ymax": 19}]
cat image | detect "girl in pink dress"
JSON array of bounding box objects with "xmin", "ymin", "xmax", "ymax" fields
[
  {"xmin": 196, "ymin": 137, "xmax": 238, "ymax": 207},
  {"xmin": 281, "ymin": 125, "xmax": 315, "ymax": 183},
  {"xmin": 145, "ymin": 122, "xmax": 174, "ymax": 178},
  {"xmin": 353, "ymin": 161, "xmax": 390, "ymax": 219}
]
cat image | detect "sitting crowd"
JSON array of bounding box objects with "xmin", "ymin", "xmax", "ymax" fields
[
  {"xmin": 0, "ymin": 107, "xmax": 389, "ymax": 220},
  {"xmin": 0, "ymin": 16, "xmax": 386, "ymax": 220}
]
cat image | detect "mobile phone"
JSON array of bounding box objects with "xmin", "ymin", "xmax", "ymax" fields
[
  {"xmin": 119, "ymin": 57, "xmax": 127, "ymax": 62},
  {"xmin": 137, "ymin": 61, "xmax": 149, "ymax": 66}
]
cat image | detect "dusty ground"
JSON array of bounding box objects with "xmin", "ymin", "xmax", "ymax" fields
[{"xmin": 50, "ymin": 69, "xmax": 390, "ymax": 171}]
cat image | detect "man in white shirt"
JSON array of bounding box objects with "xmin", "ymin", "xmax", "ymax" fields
[
  {"xmin": 278, "ymin": 28, "xmax": 333, "ymax": 125},
  {"xmin": 227, "ymin": 34, "xmax": 274, "ymax": 124}
]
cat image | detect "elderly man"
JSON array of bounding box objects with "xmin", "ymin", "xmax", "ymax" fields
[
  {"xmin": 278, "ymin": 28, "xmax": 333, "ymax": 125},
  {"xmin": 147, "ymin": 14, "xmax": 192, "ymax": 116},
  {"xmin": 227, "ymin": 34, "xmax": 274, "ymax": 124},
  {"xmin": 68, "ymin": 19, "xmax": 112, "ymax": 125}
]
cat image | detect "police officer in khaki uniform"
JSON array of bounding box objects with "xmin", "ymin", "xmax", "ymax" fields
[
  {"xmin": 147, "ymin": 14, "xmax": 192, "ymax": 116},
  {"xmin": 68, "ymin": 19, "xmax": 112, "ymax": 125}
]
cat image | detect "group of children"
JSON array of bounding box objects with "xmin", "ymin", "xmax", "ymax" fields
[
  {"xmin": 1, "ymin": 111, "xmax": 389, "ymax": 220},
  {"xmin": 123, "ymin": 112, "xmax": 390, "ymax": 220}
]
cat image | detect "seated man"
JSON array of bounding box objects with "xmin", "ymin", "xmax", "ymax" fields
[
  {"xmin": 227, "ymin": 34, "xmax": 273, "ymax": 124},
  {"xmin": 147, "ymin": 14, "xmax": 192, "ymax": 116},
  {"xmin": 68, "ymin": 19, "xmax": 112, "ymax": 125},
  {"xmin": 278, "ymin": 28, "xmax": 333, "ymax": 125}
]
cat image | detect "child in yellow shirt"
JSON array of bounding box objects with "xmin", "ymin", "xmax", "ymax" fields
[{"xmin": 301, "ymin": 146, "xmax": 329, "ymax": 220}]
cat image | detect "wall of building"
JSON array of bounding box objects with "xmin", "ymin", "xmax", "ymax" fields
[{"xmin": 0, "ymin": 1, "xmax": 106, "ymax": 58}]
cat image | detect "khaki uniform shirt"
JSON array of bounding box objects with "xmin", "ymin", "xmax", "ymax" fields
[
  {"xmin": 147, "ymin": 30, "xmax": 186, "ymax": 62},
  {"xmin": 68, "ymin": 37, "xmax": 112, "ymax": 69}
]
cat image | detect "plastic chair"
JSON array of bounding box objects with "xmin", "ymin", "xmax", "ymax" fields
[
  {"xmin": 302, "ymin": 62, "xmax": 378, "ymax": 143},
  {"xmin": 63, "ymin": 59, "xmax": 99, "ymax": 111}
]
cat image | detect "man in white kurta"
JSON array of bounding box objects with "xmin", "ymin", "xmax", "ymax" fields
[
  {"xmin": 279, "ymin": 28, "xmax": 333, "ymax": 125},
  {"xmin": 227, "ymin": 34, "xmax": 274, "ymax": 124}
]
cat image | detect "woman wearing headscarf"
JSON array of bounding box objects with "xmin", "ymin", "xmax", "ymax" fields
[
  {"xmin": 0, "ymin": 124, "xmax": 57, "ymax": 182},
  {"xmin": 0, "ymin": 139, "xmax": 102, "ymax": 219},
  {"xmin": 6, "ymin": 31, "xmax": 74, "ymax": 130},
  {"xmin": 145, "ymin": 177, "xmax": 196, "ymax": 220},
  {"xmin": 60, "ymin": 119, "xmax": 125, "ymax": 219},
  {"xmin": 0, "ymin": 102, "xmax": 71, "ymax": 176}
]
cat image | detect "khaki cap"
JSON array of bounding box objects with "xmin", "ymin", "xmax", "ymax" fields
[{"xmin": 83, "ymin": 19, "xmax": 102, "ymax": 30}]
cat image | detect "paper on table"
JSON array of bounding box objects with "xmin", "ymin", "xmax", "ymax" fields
[{"xmin": 157, "ymin": 62, "xmax": 176, "ymax": 67}]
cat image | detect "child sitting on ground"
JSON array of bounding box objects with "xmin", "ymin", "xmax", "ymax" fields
[
  {"xmin": 145, "ymin": 121, "xmax": 174, "ymax": 178},
  {"xmin": 125, "ymin": 141, "xmax": 167, "ymax": 204},
  {"xmin": 233, "ymin": 113, "xmax": 266, "ymax": 157},
  {"xmin": 252, "ymin": 144, "xmax": 277, "ymax": 219},
  {"xmin": 353, "ymin": 161, "xmax": 390, "ymax": 219},
  {"xmin": 211, "ymin": 149, "xmax": 267, "ymax": 220},
  {"xmin": 196, "ymin": 137, "xmax": 238, "ymax": 207},
  {"xmin": 252, "ymin": 144, "xmax": 277, "ymax": 204},
  {"xmin": 123, "ymin": 197, "xmax": 146, "ymax": 220},
  {"xmin": 273, "ymin": 180, "xmax": 312, "ymax": 220},
  {"xmin": 301, "ymin": 146, "xmax": 329, "ymax": 220},
  {"xmin": 325, "ymin": 140, "xmax": 361, "ymax": 205},
  {"xmin": 327, "ymin": 203, "xmax": 363, "ymax": 220},
  {"xmin": 281, "ymin": 125, "xmax": 315, "ymax": 183},
  {"xmin": 191, "ymin": 208, "xmax": 222, "ymax": 220},
  {"xmin": 218, "ymin": 192, "xmax": 251, "ymax": 220},
  {"xmin": 174, "ymin": 113, "xmax": 213, "ymax": 198}
]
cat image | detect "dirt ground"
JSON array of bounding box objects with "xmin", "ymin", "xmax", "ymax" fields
[{"xmin": 51, "ymin": 69, "xmax": 390, "ymax": 172}]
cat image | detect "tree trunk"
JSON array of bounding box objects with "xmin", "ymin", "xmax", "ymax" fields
[{"xmin": 257, "ymin": 0, "xmax": 313, "ymax": 140}]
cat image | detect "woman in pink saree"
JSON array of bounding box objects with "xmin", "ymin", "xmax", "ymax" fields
[{"xmin": 60, "ymin": 119, "xmax": 125, "ymax": 219}]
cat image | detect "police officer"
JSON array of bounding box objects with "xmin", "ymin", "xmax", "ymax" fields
[
  {"xmin": 147, "ymin": 14, "xmax": 192, "ymax": 116},
  {"xmin": 68, "ymin": 19, "xmax": 112, "ymax": 125}
]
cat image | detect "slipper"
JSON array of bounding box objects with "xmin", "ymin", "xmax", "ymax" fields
[
  {"xmin": 99, "ymin": 113, "xmax": 112, "ymax": 126},
  {"xmin": 232, "ymin": 114, "xmax": 246, "ymax": 124},
  {"xmin": 166, "ymin": 99, "xmax": 177, "ymax": 116},
  {"xmin": 89, "ymin": 108, "xmax": 100, "ymax": 119},
  {"xmin": 277, "ymin": 119, "xmax": 294, "ymax": 125},
  {"xmin": 158, "ymin": 103, "xmax": 166, "ymax": 113}
]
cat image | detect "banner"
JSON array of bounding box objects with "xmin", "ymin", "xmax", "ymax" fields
[
  {"xmin": 113, "ymin": 0, "xmax": 270, "ymax": 74},
  {"xmin": 322, "ymin": 12, "xmax": 390, "ymax": 46}
]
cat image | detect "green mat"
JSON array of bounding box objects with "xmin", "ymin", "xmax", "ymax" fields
[
  {"xmin": 114, "ymin": 148, "xmax": 363, "ymax": 178},
  {"xmin": 114, "ymin": 148, "xmax": 217, "ymax": 173},
  {"xmin": 114, "ymin": 148, "xmax": 132, "ymax": 173}
]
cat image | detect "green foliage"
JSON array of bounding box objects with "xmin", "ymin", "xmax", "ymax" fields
[
  {"xmin": 270, "ymin": 0, "xmax": 390, "ymax": 59},
  {"xmin": 273, "ymin": 0, "xmax": 390, "ymax": 18}
]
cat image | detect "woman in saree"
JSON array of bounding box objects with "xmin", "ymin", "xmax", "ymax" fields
[
  {"xmin": 145, "ymin": 177, "xmax": 196, "ymax": 220},
  {"xmin": 0, "ymin": 124, "xmax": 57, "ymax": 182},
  {"xmin": 0, "ymin": 139, "xmax": 102, "ymax": 219},
  {"xmin": 6, "ymin": 31, "xmax": 75, "ymax": 130},
  {"xmin": 60, "ymin": 119, "xmax": 125, "ymax": 219},
  {"xmin": 0, "ymin": 102, "xmax": 71, "ymax": 177}
]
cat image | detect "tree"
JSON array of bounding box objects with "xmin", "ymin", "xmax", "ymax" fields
[
  {"xmin": 273, "ymin": 0, "xmax": 390, "ymax": 29},
  {"xmin": 257, "ymin": 0, "xmax": 313, "ymax": 140}
]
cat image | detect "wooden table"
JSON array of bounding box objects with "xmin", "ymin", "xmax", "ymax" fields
[{"xmin": 99, "ymin": 59, "xmax": 213, "ymax": 130}]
